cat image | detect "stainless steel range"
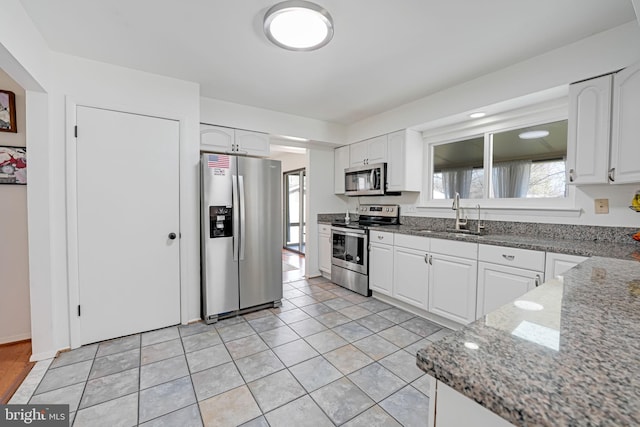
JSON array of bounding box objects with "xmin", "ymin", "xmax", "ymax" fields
[{"xmin": 330, "ymin": 204, "xmax": 400, "ymax": 296}]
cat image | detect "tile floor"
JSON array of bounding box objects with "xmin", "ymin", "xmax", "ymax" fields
[{"xmin": 20, "ymin": 259, "xmax": 453, "ymax": 427}]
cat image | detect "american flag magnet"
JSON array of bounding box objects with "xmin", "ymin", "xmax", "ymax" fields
[{"xmin": 208, "ymin": 154, "xmax": 230, "ymax": 169}]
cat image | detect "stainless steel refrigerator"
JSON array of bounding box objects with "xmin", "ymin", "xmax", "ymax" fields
[{"xmin": 201, "ymin": 153, "xmax": 282, "ymax": 323}]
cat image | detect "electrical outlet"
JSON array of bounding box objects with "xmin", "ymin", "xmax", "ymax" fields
[{"xmin": 594, "ymin": 199, "xmax": 609, "ymax": 214}]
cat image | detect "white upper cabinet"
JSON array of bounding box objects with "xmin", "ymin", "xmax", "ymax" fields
[
  {"xmin": 566, "ymin": 74, "xmax": 612, "ymax": 185},
  {"xmin": 343, "ymin": 129, "xmax": 423, "ymax": 193},
  {"xmin": 610, "ymin": 62, "xmax": 640, "ymax": 184},
  {"xmin": 200, "ymin": 124, "xmax": 270, "ymax": 157},
  {"xmin": 367, "ymin": 135, "xmax": 388, "ymax": 164},
  {"xmin": 350, "ymin": 135, "xmax": 387, "ymax": 166},
  {"xmin": 387, "ymin": 129, "xmax": 423, "ymax": 192},
  {"xmin": 200, "ymin": 124, "xmax": 234, "ymax": 153},
  {"xmin": 334, "ymin": 145, "xmax": 350, "ymax": 194},
  {"xmin": 235, "ymin": 129, "xmax": 270, "ymax": 157},
  {"xmin": 567, "ymin": 61, "xmax": 640, "ymax": 185}
]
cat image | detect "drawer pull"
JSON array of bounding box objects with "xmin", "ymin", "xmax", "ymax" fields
[
  {"xmin": 535, "ymin": 274, "xmax": 541, "ymax": 287},
  {"xmin": 378, "ymin": 235, "xmax": 384, "ymax": 240},
  {"xmin": 502, "ymin": 254, "xmax": 515, "ymax": 261}
]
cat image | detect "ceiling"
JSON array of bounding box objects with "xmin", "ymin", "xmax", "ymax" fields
[{"xmin": 19, "ymin": 1, "xmax": 637, "ymax": 125}]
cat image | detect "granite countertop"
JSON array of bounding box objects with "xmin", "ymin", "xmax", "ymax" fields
[
  {"xmin": 319, "ymin": 220, "xmax": 640, "ymax": 261},
  {"xmin": 416, "ymin": 256, "xmax": 640, "ymax": 426}
]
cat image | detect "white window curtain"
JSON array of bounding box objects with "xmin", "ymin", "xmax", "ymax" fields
[
  {"xmin": 442, "ymin": 167, "xmax": 472, "ymax": 199},
  {"xmin": 492, "ymin": 160, "xmax": 531, "ymax": 198}
]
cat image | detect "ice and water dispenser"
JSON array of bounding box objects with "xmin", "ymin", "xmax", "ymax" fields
[{"xmin": 209, "ymin": 206, "xmax": 233, "ymax": 238}]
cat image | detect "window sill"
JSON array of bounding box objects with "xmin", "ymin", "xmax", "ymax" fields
[{"xmin": 415, "ymin": 204, "xmax": 582, "ymax": 218}]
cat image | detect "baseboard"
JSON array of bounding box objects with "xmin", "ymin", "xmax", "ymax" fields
[
  {"xmin": 0, "ymin": 333, "xmax": 31, "ymax": 345},
  {"xmin": 29, "ymin": 350, "xmax": 57, "ymax": 362},
  {"xmin": 372, "ymin": 292, "xmax": 463, "ymax": 331}
]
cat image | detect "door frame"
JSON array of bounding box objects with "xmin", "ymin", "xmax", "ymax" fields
[
  {"xmin": 283, "ymin": 167, "xmax": 306, "ymax": 254},
  {"xmin": 65, "ymin": 98, "xmax": 187, "ymax": 349}
]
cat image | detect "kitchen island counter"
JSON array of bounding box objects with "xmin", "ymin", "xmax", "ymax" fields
[{"xmin": 416, "ymin": 256, "xmax": 640, "ymax": 426}]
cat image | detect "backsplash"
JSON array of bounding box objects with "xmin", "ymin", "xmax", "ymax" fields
[{"xmin": 319, "ymin": 213, "xmax": 638, "ymax": 244}]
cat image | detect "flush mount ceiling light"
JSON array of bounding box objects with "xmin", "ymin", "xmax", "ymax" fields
[
  {"xmin": 264, "ymin": 0, "xmax": 334, "ymax": 51},
  {"xmin": 469, "ymin": 112, "xmax": 486, "ymax": 119},
  {"xmin": 519, "ymin": 130, "xmax": 550, "ymax": 139}
]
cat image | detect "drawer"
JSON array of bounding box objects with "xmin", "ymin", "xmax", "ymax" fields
[
  {"xmin": 479, "ymin": 244, "xmax": 545, "ymax": 271},
  {"xmin": 394, "ymin": 233, "xmax": 430, "ymax": 252},
  {"xmin": 370, "ymin": 230, "xmax": 394, "ymax": 245},
  {"xmin": 318, "ymin": 224, "xmax": 331, "ymax": 234},
  {"xmin": 431, "ymin": 238, "xmax": 478, "ymax": 259}
]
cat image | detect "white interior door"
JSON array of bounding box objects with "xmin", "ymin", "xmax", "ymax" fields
[{"xmin": 76, "ymin": 106, "xmax": 180, "ymax": 344}]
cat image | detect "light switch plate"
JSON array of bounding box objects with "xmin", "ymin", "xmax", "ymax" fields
[{"xmin": 594, "ymin": 199, "xmax": 609, "ymax": 214}]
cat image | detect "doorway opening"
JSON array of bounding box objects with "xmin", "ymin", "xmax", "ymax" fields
[{"xmin": 283, "ymin": 168, "xmax": 306, "ymax": 254}]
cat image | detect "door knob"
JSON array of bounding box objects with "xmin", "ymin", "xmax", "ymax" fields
[{"xmin": 168, "ymin": 232, "xmax": 177, "ymax": 240}]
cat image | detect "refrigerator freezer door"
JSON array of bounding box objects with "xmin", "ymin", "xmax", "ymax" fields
[
  {"xmin": 237, "ymin": 157, "xmax": 283, "ymax": 309},
  {"xmin": 201, "ymin": 153, "xmax": 239, "ymax": 322}
]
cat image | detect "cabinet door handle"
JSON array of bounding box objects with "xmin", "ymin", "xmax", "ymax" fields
[
  {"xmin": 502, "ymin": 254, "xmax": 515, "ymax": 261},
  {"xmin": 424, "ymin": 254, "xmax": 429, "ymax": 264},
  {"xmin": 535, "ymin": 274, "xmax": 541, "ymax": 287},
  {"xmin": 569, "ymin": 169, "xmax": 574, "ymax": 183},
  {"xmin": 608, "ymin": 167, "xmax": 615, "ymax": 182}
]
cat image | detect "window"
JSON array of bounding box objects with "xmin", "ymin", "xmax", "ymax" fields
[
  {"xmin": 432, "ymin": 137, "xmax": 484, "ymax": 199},
  {"xmin": 490, "ymin": 120, "xmax": 567, "ymax": 198},
  {"xmin": 429, "ymin": 119, "xmax": 568, "ymax": 200}
]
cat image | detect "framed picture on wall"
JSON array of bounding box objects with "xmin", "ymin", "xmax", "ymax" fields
[
  {"xmin": 0, "ymin": 146, "xmax": 27, "ymax": 184},
  {"xmin": 0, "ymin": 90, "xmax": 17, "ymax": 133}
]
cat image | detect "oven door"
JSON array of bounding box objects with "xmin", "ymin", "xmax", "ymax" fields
[{"xmin": 331, "ymin": 227, "xmax": 368, "ymax": 275}]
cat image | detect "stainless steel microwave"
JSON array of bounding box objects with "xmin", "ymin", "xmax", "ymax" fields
[{"xmin": 344, "ymin": 163, "xmax": 386, "ymax": 196}]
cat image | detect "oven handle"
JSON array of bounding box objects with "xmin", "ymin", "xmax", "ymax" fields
[{"xmin": 331, "ymin": 227, "xmax": 366, "ymax": 237}]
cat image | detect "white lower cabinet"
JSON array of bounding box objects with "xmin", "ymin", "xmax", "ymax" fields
[
  {"xmin": 477, "ymin": 263, "xmax": 543, "ymax": 318},
  {"xmin": 318, "ymin": 224, "xmax": 331, "ymax": 276},
  {"xmin": 432, "ymin": 380, "xmax": 515, "ymax": 427},
  {"xmin": 369, "ymin": 231, "xmax": 394, "ymax": 296},
  {"xmin": 365, "ymin": 233, "xmax": 583, "ymax": 325},
  {"xmin": 429, "ymin": 253, "xmax": 477, "ymax": 324},
  {"xmin": 476, "ymin": 244, "xmax": 545, "ymax": 318},
  {"xmin": 393, "ymin": 245, "xmax": 429, "ymax": 309},
  {"xmin": 545, "ymin": 252, "xmax": 587, "ymax": 280}
]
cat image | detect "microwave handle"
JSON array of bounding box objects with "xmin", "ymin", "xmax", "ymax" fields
[{"xmin": 371, "ymin": 169, "xmax": 376, "ymax": 190}]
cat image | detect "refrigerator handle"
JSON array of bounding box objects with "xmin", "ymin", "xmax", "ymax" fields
[
  {"xmin": 239, "ymin": 175, "xmax": 246, "ymax": 260},
  {"xmin": 232, "ymin": 175, "xmax": 239, "ymax": 261}
]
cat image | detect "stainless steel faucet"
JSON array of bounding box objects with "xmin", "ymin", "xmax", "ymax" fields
[
  {"xmin": 475, "ymin": 204, "xmax": 485, "ymax": 234},
  {"xmin": 452, "ymin": 192, "xmax": 467, "ymax": 230}
]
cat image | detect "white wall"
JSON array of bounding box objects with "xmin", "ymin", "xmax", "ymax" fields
[
  {"xmin": 347, "ymin": 22, "xmax": 640, "ymax": 143},
  {"xmin": 46, "ymin": 53, "xmax": 201, "ymax": 352},
  {"xmin": 200, "ymin": 97, "xmax": 346, "ymax": 145},
  {"xmin": 0, "ymin": 0, "xmax": 54, "ymax": 360},
  {"xmin": 272, "ymin": 151, "xmax": 307, "ymax": 173},
  {"xmin": 0, "ymin": 68, "xmax": 30, "ymax": 344},
  {"xmin": 344, "ymin": 21, "xmax": 640, "ymax": 229},
  {"xmin": 306, "ymin": 148, "xmax": 345, "ymax": 277}
]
